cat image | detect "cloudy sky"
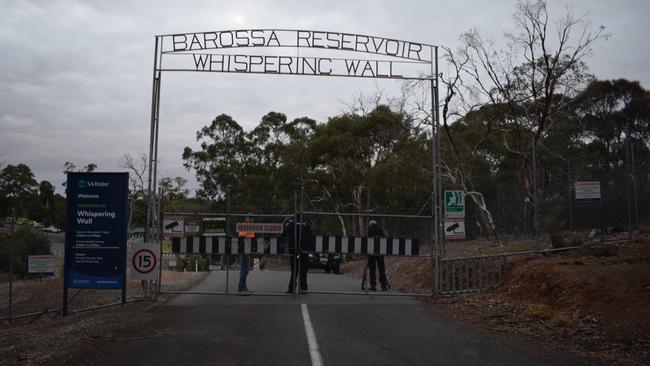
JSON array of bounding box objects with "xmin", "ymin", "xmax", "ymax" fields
[{"xmin": 1, "ymin": 0, "xmax": 649, "ymax": 195}]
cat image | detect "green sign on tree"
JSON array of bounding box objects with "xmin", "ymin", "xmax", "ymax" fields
[{"xmin": 444, "ymin": 190, "xmax": 465, "ymax": 218}]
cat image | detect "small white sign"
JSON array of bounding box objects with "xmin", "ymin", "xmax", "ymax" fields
[
  {"xmin": 163, "ymin": 216, "xmax": 184, "ymax": 238},
  {"xmin": 444, "ymin": 218, "xmax": 466, "ymax": 240},
  {"xmin": 130, "ymin": 242, "xmax": 159, "ymax": 280},
  {"xmin": 236, "ymin": 222, "xmax": 284, "ymax": 234},
  {"xmin": 575, "ymin": 181, "xmax": 601, "ymax": 202},
  {"xmin": 203, "ymin": 217, "xmax": 226, "ymax": 237},
  {"xmin": 28, "ymin": 255, "xmax": 55, "ymax": 275},
  {"xmin": 184, "ymin": 222, "xmax": 200, "ymax": 235}
]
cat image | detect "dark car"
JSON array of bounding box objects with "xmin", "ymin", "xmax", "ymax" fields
[{"xmin": 307, "ymin": 252, "xmax": 342, "ymax": 274}]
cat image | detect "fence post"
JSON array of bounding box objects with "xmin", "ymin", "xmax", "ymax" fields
[
  {"xmin": 364, "ymin": 189, "xmax": 370, "ymax": 295},
  {"xmin": 156, "ymin": 189, "xmax": 163, "ymax": 298},
  {"xmin": 293, "ymin": 191, "xmax": 299, "ymax": 298},
  {"xmin": 225, "ymin": 190, "xmax": 231, "ymax": 295},
  {"xmin": 567, "ymin": 159, "xmax": 574, "ymax": 231},
  {"xmin": 532, "ymin": 143, "xmax": 540, "ymax": 252},
  {"xmin": 300, "ymin": 186, "xmax": 305, "ymax": 296},
  {"xmin": 626, "ymin": 123, "xmax": 633, "ymax": 240},
  {"xmin": 8, "ymin": 208, "xmax": 15, "ymax": 322},
  {"xmin": 632, "ymin": 149, "xmax": 639, "ymax": 235}
]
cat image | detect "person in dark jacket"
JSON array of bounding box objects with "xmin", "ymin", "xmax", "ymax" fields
[
  {"xmin": 365, "ymin": 219, "xmax": 389, "ymax": 291},
  {"xmin": 283, "ymin": 213, "xmax": 313, "ymax": 294},
  {"xmin": 237, "ymin": 215, "xmax": 255, "ymax": 294}
]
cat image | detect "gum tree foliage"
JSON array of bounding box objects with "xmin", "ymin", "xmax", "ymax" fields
[
  {"xmin": 31, "ymin": 180, "xmax": 58, "ymax": 226},
  {"xmin": 183, "ymin": 105, "xmax": 430, "ymax": 234},
  {"xmin": 0, "ymin": 163, "xmax": 64, "ymax": 228},
  {"xmin": 183, "ymin": 114, "xmax": 249, "ymax": 201},
  {"xmin": 180, "ymin": 4, "xmax": 650, "ymax": 237},
  {"xmin": 61, "ymin": 161, "xmax": 98, "ymax": 187},
  {"xmin": 437, "ymin": 0, "xmax": 608, "ymax": 233},
  {"xmin": 182, "ymin": 76, "xmax": 650, "ymax": 238},
  {"xmin": 158, "ymin": 176, "xmax": 190, "ymax": 212},
  {"xmin": 0, "ymin": 163, "xmax": 39, "ymax": 217},
  {"xmin": 306, "ymin": 105, "xmax": 429, "ymax": 233},
  {"xmin": 182, "ymin": 112, "xmax": 316, "ymax": 212}
]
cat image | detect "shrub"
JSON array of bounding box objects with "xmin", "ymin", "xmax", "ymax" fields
[{"xmin": 0, "ymin": 227, "xmax": 51, "ymax": 277}]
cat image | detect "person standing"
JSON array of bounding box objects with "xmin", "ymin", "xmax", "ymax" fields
[
  {"xmin": 365, "ymin": 219, "xmax": 389, "ymax": 291},
  {"xmin": 238, "ymin": 215, "xmax": 255, "ymax": 294},
  {"xmin": 284, "ymin": 213, "xmax": 313, "ymax": 294}
]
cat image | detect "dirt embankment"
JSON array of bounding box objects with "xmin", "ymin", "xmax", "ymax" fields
[
  {"xmin": 501, "ymin": 244, "xmax": 650, "ymax": 332},
  {"xmin": 433, "ymin": 240, "xmax": 650, "ymax": 365}
]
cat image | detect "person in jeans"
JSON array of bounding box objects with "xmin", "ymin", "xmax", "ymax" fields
[
  {"xmin": 238, "ymin": 215, "xmax": 255, "ymax": 294},
  {"xmin": 366, "ymin": 219, "xmax": 389, "ymax": 291}
]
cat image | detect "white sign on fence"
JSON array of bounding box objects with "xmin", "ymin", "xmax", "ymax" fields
[
  {"xmin": 444, "ymin": 218, "xmax": 466, "ymax": 240},
  {"xmin": 163, "ymin": 216, "xmax": 184, "ymax": 237},
  {"xmin": 575, "ymin": 181, "xmax": 601, "ymax": 202},
  {"xmin": 28, "ymin": 255, "xmax": 55, "ymax": 275}
]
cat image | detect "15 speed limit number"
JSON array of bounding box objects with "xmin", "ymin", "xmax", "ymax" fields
[{"xmin": 130, "ymin": 243, "xmax": 158, "ymax": 280}]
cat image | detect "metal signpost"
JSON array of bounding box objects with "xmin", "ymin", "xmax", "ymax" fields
[{"xmin": 63, "ymin": 172, "xmax": 129, "ymax": 315}]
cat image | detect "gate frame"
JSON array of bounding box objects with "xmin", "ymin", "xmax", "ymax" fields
[{"xmin": 145, "ymin": 29, "xmax": 442, "ymax": 295}]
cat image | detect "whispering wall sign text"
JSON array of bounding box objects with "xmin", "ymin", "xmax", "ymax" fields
[{"xmin": 158, "ymin": 29, "xmax": 435, "ymax": 80}]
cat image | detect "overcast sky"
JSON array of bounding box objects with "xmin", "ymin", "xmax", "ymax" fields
[{"xmin": 1, "ymin": 0, "xmax": 649, "ymax": 195}]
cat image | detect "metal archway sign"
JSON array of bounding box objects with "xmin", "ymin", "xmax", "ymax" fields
[{"xmin": 145, "ymin": 29, "xmax": 442, "ymax": 254}]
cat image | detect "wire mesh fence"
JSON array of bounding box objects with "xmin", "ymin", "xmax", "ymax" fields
[
  {"xmin": 440, "ymin": 159, "xmax": 647, "ymax": 258},
  {"xmin": 158, "ymin": 208, "xmax": 435, "ymax": 296},
  {"xmin": 0, "ymin": 258, "xmax": 147, "ymax": 321},
  {"xmin": 302, "ymin": 212, "xmax": 433, "ymax": 295},
  {"xmin": 160, "ymin": 211, "xmax": 294, "ymax": 295},
  {"xmin": 2, "ymin": 154, "xmax": 647, "ymax": 320}
]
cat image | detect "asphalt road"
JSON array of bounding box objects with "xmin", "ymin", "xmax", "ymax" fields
[{"xmin": 66, "ymin": 270, "xmax": 586, "ymax": 366}]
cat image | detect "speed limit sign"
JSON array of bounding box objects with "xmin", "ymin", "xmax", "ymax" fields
[{"xmin": 130, "ymin": 242, "xmax": 159, "ymax": 280}]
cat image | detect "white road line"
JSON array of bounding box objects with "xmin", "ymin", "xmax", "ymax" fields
[{"xmin": 301, "ymin": 303, "xmax": 324, "ymax": 366}]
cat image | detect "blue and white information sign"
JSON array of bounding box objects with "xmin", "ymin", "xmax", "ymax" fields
[{"xmin": 64, "ymin": 172, "xmax": 128, "ymax": 290}]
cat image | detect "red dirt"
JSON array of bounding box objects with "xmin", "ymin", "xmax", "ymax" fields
[
  {"xmin": 434, "ymin": 240, "xmax": 650, "ymax": 365},
  {"xmin": 500, "ymin": 245, "xmax": 650, "ymax": 332}
]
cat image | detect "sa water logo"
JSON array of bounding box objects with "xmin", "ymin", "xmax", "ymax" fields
[{"xmin": 78, "ymin": 180, "xmax": 87, "ymax": 189}]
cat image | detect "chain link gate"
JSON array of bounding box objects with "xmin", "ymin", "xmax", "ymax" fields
[{"xmin": 158, "ymin": 209, "xmax": 436, "ymax": 297}]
